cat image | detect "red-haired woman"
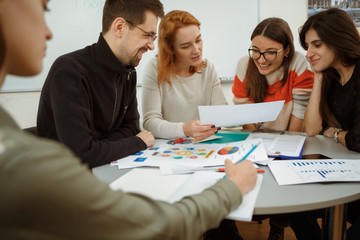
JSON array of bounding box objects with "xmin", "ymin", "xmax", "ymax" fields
[
  {"xmin": 142, "ymin": 10, "xmax": 225, "ymax": 141},
  {"xmin": 142, "ymin": 10, "xmax": 242, "ymax": 240}
]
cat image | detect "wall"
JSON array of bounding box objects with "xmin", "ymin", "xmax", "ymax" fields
[
  {"xmin": 0, "ymin": 0, "xmax": 307, "ymax": 129},
  {"xmin": 259, "ymin": 0, "xmax": 308, "ymax": 52},
  {"xmin": 1, "ymin": 0, "xmax": 258, "ymax": 92}
]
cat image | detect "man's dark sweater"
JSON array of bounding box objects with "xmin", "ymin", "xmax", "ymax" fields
[{"xmin": 37, "ymin": 34, "xmax": 147, "ymax": 168}]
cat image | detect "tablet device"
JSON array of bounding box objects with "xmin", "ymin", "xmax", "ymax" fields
[{"xmin": 274, "ymin": 154, "xmax": 331, "ymax": 160}]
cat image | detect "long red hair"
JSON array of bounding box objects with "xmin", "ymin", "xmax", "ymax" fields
[{"xmin": 157, "ymin": 10, "xmax": 206, "ymax": 86}]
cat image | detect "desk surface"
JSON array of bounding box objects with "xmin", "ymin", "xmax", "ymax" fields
[{"xmin": 93, "ymin": 134, "xmax": 360, "ymax": 215}]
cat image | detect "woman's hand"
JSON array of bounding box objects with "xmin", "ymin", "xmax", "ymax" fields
[
  {"xmin": 313, "ymin": 71, "xmax": 323, "ymax": 84},
  {"xmin": 323, "ymin": 127, "xmax": 341, "ymax": 139},
  {"xmin": 304, "ymin": 70, "xmax": 323, "ymax": 136},
  {"xmin": 183, "ymin": 120, "xmax": 220, "ymax": 141}
]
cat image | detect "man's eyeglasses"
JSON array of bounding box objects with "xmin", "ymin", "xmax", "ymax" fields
[
  {"xmin": 248, "ymin": 48, "xmax": 283, "ymax": 62},
  {"xmin": 126, "ymin": 20, "xmax": 157, "ymax": 42}
]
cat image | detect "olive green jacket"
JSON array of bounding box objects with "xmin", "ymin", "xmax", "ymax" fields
[{"xmin": 0, "ymin": 106, "xmax": 242, "ymax": 240}]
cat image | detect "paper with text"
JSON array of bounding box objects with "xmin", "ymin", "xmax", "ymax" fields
[
  {"xmin": 268, "ymin": 159, "xmax": 360, "ymax": 185},
  {"xmin": 247, "ymin": 134, "xmax": 306, "ymax": 159},
  {"xmin": 267, "ymin": 135, "xmax": 305, "ymax": 158}
]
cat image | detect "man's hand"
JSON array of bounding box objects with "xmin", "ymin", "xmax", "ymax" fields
[
  {"xmin": 136, "ymin": 130, "xmax": 155, "ymax": 148},
  {"xmin": 225, "ymin": 159, "xmax": 257, "ymax": 195}
]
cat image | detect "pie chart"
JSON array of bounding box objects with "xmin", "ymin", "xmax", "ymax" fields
[{"xmin": 217, "ymin": 146, "xmax": 239, "ymax": 155}]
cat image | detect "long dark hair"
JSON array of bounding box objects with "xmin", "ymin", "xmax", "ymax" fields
[
  {"xmin": 299, "ymin": 8, "xmax": 360, "ymax": 126},
  {"xmin": 246, "ymin": 18, "xmax": 294, "ymax": 103}
]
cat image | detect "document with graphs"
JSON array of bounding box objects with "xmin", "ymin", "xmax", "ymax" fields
[{"xmin": 268, "ymin": 159, "xmax": 360, "ymax": 185}]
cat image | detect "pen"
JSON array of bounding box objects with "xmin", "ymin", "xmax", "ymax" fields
[
  {"xmin": 235, "ymin": 141, "xmax": 262, "ymax": 164},
  {"xmin": 217, "ymin": 168, "xmax": 265, "ymax": 173},
  {"xmin": 190, "ymin": 167, "xmax": 225, "ymax": 172},
  {"xmin": 223, "ymin": 141, "xmax": 262, "ymax": 178},
  {"xmin": 174, "ymin": 138, "xmax": 184, "ymax": 144},
  {"xmin": 218, "ymin": 168, "xmax": 265, "ymax": 173},
  {"xmin": 191, "ymin": 167, "xmax": 265, "ymax": 173}
]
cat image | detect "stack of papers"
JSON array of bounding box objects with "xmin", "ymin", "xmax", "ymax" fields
[{"xmin": 110, "ymin": 168, "xmax": 263, "ymax": 221}]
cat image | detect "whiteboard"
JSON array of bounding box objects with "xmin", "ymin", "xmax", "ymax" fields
[{"xmin": 1, "ymin": 0, "xmax": 258, "ymax": 92}]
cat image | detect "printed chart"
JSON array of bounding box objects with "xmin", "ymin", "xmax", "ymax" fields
[
  {"xmin": 111, "ymin": 138, "xmax": 269, "ymax": 170},
  {"xmin": 218, "ymin": 146, "xmax": 240, "ymax": 155},
  {"xmin": 268, "ymin": 159, "xmax": 360, "ymax": 185},
  {"xmin": 134, "ymin": 147, "xmax": 216, "ymax": 162}
]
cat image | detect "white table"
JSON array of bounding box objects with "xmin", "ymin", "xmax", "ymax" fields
[{"xmin": 93, "ymin": 134, "xmax": 360, "ymax": 240}]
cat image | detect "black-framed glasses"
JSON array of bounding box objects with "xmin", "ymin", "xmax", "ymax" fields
[
  {"xmin": 248, "ymin": 48, "xmax": 283, "ymax": 62},
  {"xmin": 126, "ymin": 20, "xmax": 157, "ymax": 42}
]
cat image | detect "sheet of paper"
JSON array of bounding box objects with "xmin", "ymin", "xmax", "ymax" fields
[
  {"xmin": 198, "ymin": 101, "xmax": 284, "ymax": 127},
  {"xmin": 267, "ymin": 135, "xmax": 306, "ymax": 158},
  {"xmin": 193, "ymin": 135, "xmax": 223, "ymax": 143},
  {"xmin": 109, "ymin": 168, "xmax": 191, "ymax": 201},
  {"xmin": 113, "ymin": 139, "xmax": 269, "ymax": 169},
  {"xmin": 168, "ymin": 172, "xmax": 263, "ymax": 221},
  {"xmin": 159, "ymin": 163, "xmax": 259, "ymax": 175},
  {"xmin": 247, "ymin": 134, "xmax": 306, "ymax": 158},
  {"xmin": 268, "ymin": 159, "xmax": 360, "ymax": 185},
  {"xmin": 246, "ymin": 133, "xmax": 280, "ymax": 150}
]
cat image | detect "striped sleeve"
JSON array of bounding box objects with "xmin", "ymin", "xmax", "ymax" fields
[
  {"xmin": 232, "ymin": 56, "xmax": 252, "ymax": 104},
  {"xmin": 290, "ymin": 52, "xmax": 314, "ymax": 119}
]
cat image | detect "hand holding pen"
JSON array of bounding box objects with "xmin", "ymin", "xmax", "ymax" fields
[
  {"xmin": 223, "ymin": 141, "xmax": 261, "ymax": 195},
  {"xmin": 225, "ymin": 159, "xmax": 257, "ymax": 195}
]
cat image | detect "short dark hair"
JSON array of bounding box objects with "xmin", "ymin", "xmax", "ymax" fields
[{"xmin": 102, "ymin": 0, "xmax": 164, "ymax": 33}]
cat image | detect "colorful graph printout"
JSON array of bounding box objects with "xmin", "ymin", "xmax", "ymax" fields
[
  {"xmin": 149, "ymin": 147, "xmax": 215, "ymax": 161},
  {"xmin": 218, "ymin": 146, "xmax": 239, "ymax": 155},
  {"xmin": 111, "ymin": 138, "xmax": 269, "ymax": 169}
]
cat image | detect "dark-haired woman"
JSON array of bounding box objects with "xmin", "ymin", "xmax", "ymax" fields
[
  {"xmin": 302, "ymin": 8, "xmax": 360, "ymax": 153},
  {"xmin": 289, "ymin": 8, "xmax": 360, "ymax": 240}
]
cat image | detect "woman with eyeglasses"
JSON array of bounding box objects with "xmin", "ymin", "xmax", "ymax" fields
[
  {"xmin": 232, "ymin": 17, "xmax": 314, "ymax": 132},
  {"xmin": 142, "ymin": 10, "xmax": 225, "ymax": 141},
  {"xmin": 231, "ymin": 17, "xmax": 314, "ymax": 240}
]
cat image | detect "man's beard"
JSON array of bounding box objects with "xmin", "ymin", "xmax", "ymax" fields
[{"xmin": 129, "ymin": 47, "xmax": 147, "ymax": 67}]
